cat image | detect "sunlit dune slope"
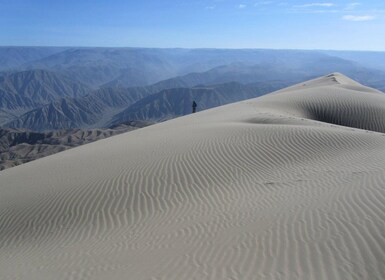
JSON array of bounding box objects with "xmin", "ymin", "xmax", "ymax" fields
[{"xmin": 1, "ymin": 73, "xmax": 385, "ymax": 280}]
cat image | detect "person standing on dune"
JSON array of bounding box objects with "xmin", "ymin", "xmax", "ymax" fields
[{"xmin": 192, "ymin": 100, "xmax": 197, "ymax": 113}]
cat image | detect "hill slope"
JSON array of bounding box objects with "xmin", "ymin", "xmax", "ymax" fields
[
  {"xmin": 1, "ymin": 73, "xmax": 385, "ymax": 279},
  {"xmin": 0, "ymin": 47, "xmax": 66, "ymax": 70},
  {"xmin": 4, "ymin": 87, "xmax": 152, "ymax": 130},
  {"xmin": 0, "ymin": 69, "xmax": 91, "ymax": 125},
  {"xmin": 110, "ymin": 81, "xmax": 284, "ymax": 124},
  {"xmin": 0, "ymin": 69, "xmax": 90, "ymax": 103},
  {"xmin": 23, "ymin": 48, "xmax": 178, "ymax": 87},
  {"xmin": 0, "ymin": 121, "xmax": 151, "ymax": 170}
]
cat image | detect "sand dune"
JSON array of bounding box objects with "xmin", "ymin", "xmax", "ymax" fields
[{"xmin": 1, "ymin": 73, "xmax": 385, "ymax": 279}]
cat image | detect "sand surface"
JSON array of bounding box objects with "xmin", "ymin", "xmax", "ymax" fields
[{"xmin": 1, "ymin": 73, "xmax": 385, "ymax": 279}]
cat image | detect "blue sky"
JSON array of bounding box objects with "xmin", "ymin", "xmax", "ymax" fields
[{"xmin": 0, "ymin": 0, "xmax": 384, "ymax": 50}]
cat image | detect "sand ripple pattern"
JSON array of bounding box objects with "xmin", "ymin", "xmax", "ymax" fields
[{"xmin": 1, "ymin": 73, "xmax": 385, "ymax": 279}]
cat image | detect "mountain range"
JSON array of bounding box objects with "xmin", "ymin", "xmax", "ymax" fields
[
  {"xmin": 1, "ymin": 47, "xmax": 385, "ymax": 169},
  {"xmin": 109, "ymin": 82, "xmax": 283, "ymax": 125},
  {"xmin": 4, "ymin": 86, "xmax": 153, "ymax": 130},
  {"xmin": 3, "ymin": 47, "xmax": 385, "ymax": 88},
  {"xmin": 1, "ymin": 48, "xmax": 385, "ymax": 129}
]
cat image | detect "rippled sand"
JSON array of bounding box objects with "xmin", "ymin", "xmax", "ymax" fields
[{"xmin": 1, "ymin": 73, "xmax": 385, "ymax": 279}]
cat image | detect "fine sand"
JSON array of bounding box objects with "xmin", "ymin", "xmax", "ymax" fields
[{"xmin": 1, "ymin": 73, "xmax": 385, "ymax": 279}]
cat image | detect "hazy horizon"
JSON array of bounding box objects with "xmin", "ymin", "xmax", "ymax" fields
[
  {"xmin": 1, "ymin": 0, "xmax": 384, "ymax": 51},
  {"xmin": 1, "ymin": 46, "xmax": 385, "ymax": 53}
]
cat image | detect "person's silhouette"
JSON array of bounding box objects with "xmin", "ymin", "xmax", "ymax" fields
[{"xmin": 192, "ymin": 101, "xmax": 197, "ymax": 113}]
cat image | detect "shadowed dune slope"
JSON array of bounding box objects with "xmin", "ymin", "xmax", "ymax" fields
[
  {"xmin": 253, "ymin": 73, "xmax": 385, "ymax": 132},
  {"xmin": 1, "ymin": 73, "xmax": 385, "ymax": 279}
]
